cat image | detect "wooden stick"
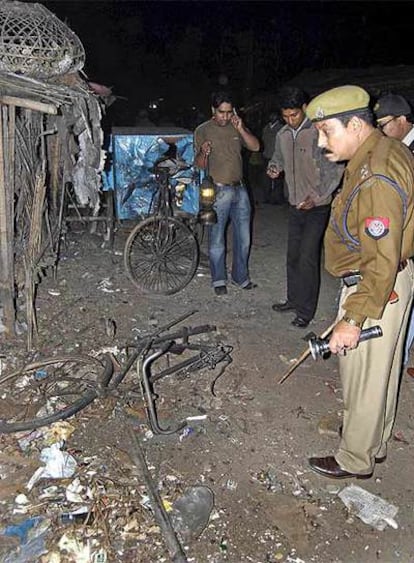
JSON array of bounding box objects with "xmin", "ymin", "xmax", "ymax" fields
[
  {"xmin": 278, "ymin": 321, "xmax": 337, "ymax": 385},
  {"xmin": 0, "ymin": 95, "xmax": 57, "ymax": 115},
  {"xmin": 0, "ymin": 105, "xmax": 16, "ymax": 335}
]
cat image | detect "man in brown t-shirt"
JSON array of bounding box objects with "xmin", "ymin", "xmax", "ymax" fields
[{"xmin": 194, "ymin": 91, "xmax": 260, "ymax": 295}]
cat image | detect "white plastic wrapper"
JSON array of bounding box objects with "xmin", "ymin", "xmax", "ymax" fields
[
  {"xmin": 27, "ymin": 441, "xmax": 77, "ymax": 491},
  {"xmin": 338, "ymin": 484, "xmax": 398, "ymax": 530}
]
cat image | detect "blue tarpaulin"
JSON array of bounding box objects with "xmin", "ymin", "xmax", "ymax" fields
[{"xmin": 102, "ymin": 127, "xmax": 199, "ymax": 220}]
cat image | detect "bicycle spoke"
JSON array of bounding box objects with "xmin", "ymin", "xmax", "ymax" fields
[{"xmin": 125, "ymin": 217, "xmax": 199, "ymax": 295}]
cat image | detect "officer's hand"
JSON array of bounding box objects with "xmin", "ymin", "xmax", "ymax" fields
[
  {"xmin": 328, "ymin": 320, "xmax": 361, "ymax": 355},
  {"xmin": 297, "ymin": 196, "xmax": 315, "ymax": 210}
]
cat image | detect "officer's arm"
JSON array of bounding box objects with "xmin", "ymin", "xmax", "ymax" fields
[{"xmin": 343, "ymin": 179, "xmax": 404, "ymax": 323}]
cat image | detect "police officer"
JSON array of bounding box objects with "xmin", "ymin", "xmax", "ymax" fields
[{"xmin": 305, "ymin": 85, "xmax": 414, "ymax": 479}]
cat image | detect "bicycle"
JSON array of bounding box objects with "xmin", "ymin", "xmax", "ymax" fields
[
  {"xmin": 123, "ymin": 157, "xmax": 204, "ymax": 296},
  {"xmin": 0, "ymin": 311, "xmax": 232, "ymax": 434}
]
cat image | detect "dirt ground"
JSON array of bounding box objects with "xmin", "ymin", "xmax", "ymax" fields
[{"xmin": 1, "ymin": 202, "xmax": 414, "ymax": 563}]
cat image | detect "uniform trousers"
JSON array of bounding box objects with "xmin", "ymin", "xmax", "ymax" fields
[
  {"xmin": 335, "ymin": 261, "xmax": 414, "ymax": 474},
  {"xmin": 286, "ymin": 204, "xmax": 330, "ymax": 321}
]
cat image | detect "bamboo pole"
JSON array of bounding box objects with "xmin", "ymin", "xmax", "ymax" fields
[
  {"xmin": 0, "ymin": 105, "xmax": 16, "ymax": 335},
  {"xmin": 0, "ymin": 95, "xmax": 57, "ymax": 115}
]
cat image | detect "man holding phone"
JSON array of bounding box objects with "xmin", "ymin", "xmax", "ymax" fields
[
  {"xmin": 267, "ymin": 86, "xmax": 344, "ymax": 327},
  {"xmin": 194, "ymin": 91, "xmax": 260, "ymax": 296}
]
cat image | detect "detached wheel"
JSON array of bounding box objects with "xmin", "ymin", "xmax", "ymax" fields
[
  {"xmin": 0, "ymin": 355, "xmax": 113, "ymax": 433},
  {"xmin": 124, "ymin": 216, "xmax": 199, "ymax": 295}
]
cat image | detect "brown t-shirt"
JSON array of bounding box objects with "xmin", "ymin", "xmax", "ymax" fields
[{"xmin": 194, "ymin": 119, "xmax": 245, "ymax": 184}]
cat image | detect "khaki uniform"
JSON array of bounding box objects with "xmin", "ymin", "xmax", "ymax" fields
[{"xmin": 325, "ymin": 129, "xmax": 414, "ymax": 473}]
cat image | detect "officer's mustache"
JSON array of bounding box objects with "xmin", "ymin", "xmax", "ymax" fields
[{"xmin": 322, "ymin": 148, "xmax": 334, "ymax": 156}]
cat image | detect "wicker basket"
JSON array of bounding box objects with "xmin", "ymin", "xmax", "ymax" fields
[{"xmin": 0, "ymin": 1, "xmax": 85, "ymax": 78}]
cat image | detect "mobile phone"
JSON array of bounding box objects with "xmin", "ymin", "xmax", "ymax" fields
[{"xmin": 233, "ymin": 107, "xmax": 238, "ymax": 117}]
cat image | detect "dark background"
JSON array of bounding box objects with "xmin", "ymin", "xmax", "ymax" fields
[{"xmin": 43, "ymin": 0, "xmax": 412, "ymax": 129}]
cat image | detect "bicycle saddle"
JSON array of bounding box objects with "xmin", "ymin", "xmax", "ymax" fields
[{"xmin": 153, "ymin": 157, "xmax": 190, "ymax": 176}]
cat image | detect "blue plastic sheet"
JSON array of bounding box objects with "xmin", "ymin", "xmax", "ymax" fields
[
  {"xmin": 1, "ymin": 516, "xmax": 49, "ymax": 563},
  {"xmin": 102, "ymin": 127, "xmax": 199, "ymax": 220}
]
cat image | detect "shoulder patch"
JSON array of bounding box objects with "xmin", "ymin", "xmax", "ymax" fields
[{"xmin": 364, "ymin": 217, "xmax": 390, "ymax": 239}]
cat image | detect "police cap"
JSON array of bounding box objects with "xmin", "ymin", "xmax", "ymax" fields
[
  {"xmin": 306, "ymin": 85, "xmax": 370, "ymax": 122},
  {"xmin": 374, "ymin": 93, "xmax": 411, "ymax": 122}
]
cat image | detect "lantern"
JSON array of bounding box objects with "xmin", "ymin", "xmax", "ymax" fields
[{"xmin": 198, "ymin": 175, "xmax": 217, "ymax": 225}]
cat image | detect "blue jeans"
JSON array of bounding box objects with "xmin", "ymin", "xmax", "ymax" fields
[{"xmin": 208, "ymin": 184, "xmax": 252, "ymax": 288}]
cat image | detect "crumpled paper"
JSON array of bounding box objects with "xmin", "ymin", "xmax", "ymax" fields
[
  {"xmin": 27, "ymin": 442, "xmax": 77, "ymax": 491},
  {"xmin": 338, "ymin": 484, "xmax": 398, "ymax": 530}
]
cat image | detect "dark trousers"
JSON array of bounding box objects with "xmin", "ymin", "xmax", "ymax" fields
[{"xmin": 286, "ymin": 204, "xmax": 330, "ymax": 321}]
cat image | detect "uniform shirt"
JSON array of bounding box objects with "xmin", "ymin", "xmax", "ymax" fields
[
  {"xmin": 194, "ymin": 119, "xmax": 245, "ymax": 184},
  {"xmin": 269, "ymin": 118, "xmax": 344, "ymax": 207},
  {"xmin": 325, "ymin": 129, "xmax": 414, "ymax": 323}
]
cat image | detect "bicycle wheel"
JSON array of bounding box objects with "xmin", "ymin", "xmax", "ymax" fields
[
  {"xmin": 0, "ymin": 354, "xmax": 113, "ymax": 433},
  {"xmin": 124, "ymin": 216, "xmax": 199, "ymax": 295}
]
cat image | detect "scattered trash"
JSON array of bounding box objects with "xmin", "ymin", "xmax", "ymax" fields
[
  {"xmin": 60, "ymin": 507, "xmax": 91, "ymax": 526},
  {"xmin": 251, "ymin": 468, "xmax": 283, "ymax": 493},
  {"xmin": 34, "ymin": 369, "xmax": 48, "ymax": 380},
  {"xmin": 47, "ymin": 289, "xmax": 61, "ymax": 296},
  {"xmin": 58, "ymin": 532, "xmax": 91, "ymax": 561},
  {"xmin": 170, "ymin": 485, "xmax": 214, "ymax": 542},
  {"xmin": 27, "ymin": 442, "xmax": 77, "ymax": 491},
  {"xmin": 186, "ymin": 415, "xmax": 208, "ymax": 422},
  {"xmin": 393, "ymin": 430, "xmax": 409, "ymax": 444},
  {"xmin": 219, "ymin": 536, "xmax": 228, "ymax": 553},
  {"xmin": 178, "ymin": 427, "xmax": 194, "ymax": 442},
  {"xmin": 1, "ymin": 516, "xmax": 51, "ymax": 563},
  {"xmin": 224, "ymin": 478, "xmax": 238, "ymax": 491},
  {"xmin": 46, "ymin": 421, "xmax": 76, "ymax": 444},
  {"xmin": 338, "ymin": 484, "xmax": 399, "ymax": 530}
]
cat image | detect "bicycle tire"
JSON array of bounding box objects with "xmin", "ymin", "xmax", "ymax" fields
[
  {"xmin": 0, "ymin": 354, "xmax": 113, "ymax": 434},
  {"xmin": 124, "ymin": 215, "xmax": 199, "ymax": 295}
]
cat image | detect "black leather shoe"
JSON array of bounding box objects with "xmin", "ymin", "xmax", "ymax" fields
[
  {"xmin": 214, "ymin": 286, "xmax": 227, "ymax": 296},
  {"xmin": 242, "ymin": 282, "xmax": 257, "ymax": 290},
  {"xmin": 291, "ymin": 316, "xmax": 309, "ymax": 328},
  {"xmin": 272, "ymin": 300, "xmax": 295, "ymax": 312},
  {"xmin": 308, "ymin": 456, "xmax": 373, "ymax": 479}
]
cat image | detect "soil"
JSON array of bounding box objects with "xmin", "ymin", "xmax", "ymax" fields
[{"xmin": 1, "ymin": 203, "xmax": 414, "ymax": 563}]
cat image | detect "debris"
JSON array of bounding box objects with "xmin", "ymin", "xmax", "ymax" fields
[
  {"xmin": 1, "ymin": 516, "xmax": 51, "ymax": 563},
  {"xmin": 27, "ymin": 442, "xmax": 77, "ymax": 491},
  {"xmin": 178, "ymin": 427, "xmax": 194, "ymax": 442},
  {"xmin": 170, "ymin": 486, "xmax": 214, "ymax": 542},
  {"xmin": 338, "ymin": 484, "xmax": 399, "ymax": 530},
  {"xmin": 393, "ymin": 430, "xmax": 409, "ymax": 444}
]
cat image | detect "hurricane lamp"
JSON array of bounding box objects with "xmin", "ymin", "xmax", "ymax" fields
[{"xmin": 198, "ymin": 176, "xmax": 217, "ymax": 225}]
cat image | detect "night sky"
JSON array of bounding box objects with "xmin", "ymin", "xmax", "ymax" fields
[{"xmin": 43, "ymin": 1, "xmax": 412, "ymax": 126}]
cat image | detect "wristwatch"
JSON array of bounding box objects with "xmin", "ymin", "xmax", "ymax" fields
[{"xmin": 342, "ymin": 316, "xmax": 363, "ymax": 328}]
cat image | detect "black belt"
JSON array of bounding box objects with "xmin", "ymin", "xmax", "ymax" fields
[
  {"xmin": 215, "ymin": 181, "xmax": 242, "ymax": 188},
  {"xmin": 341, "ymin": 260, "xmax": 409, "ymax": 287}
]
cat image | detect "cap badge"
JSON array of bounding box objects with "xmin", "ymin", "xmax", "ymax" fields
[{"xmin": 315, "ymin": 107, "xmax": 325, "ymax": 119}]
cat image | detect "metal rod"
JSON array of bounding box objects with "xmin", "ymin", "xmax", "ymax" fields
[{"xmin": 122, "ymin": 411, "xmax": 188, "ymax": 563}]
